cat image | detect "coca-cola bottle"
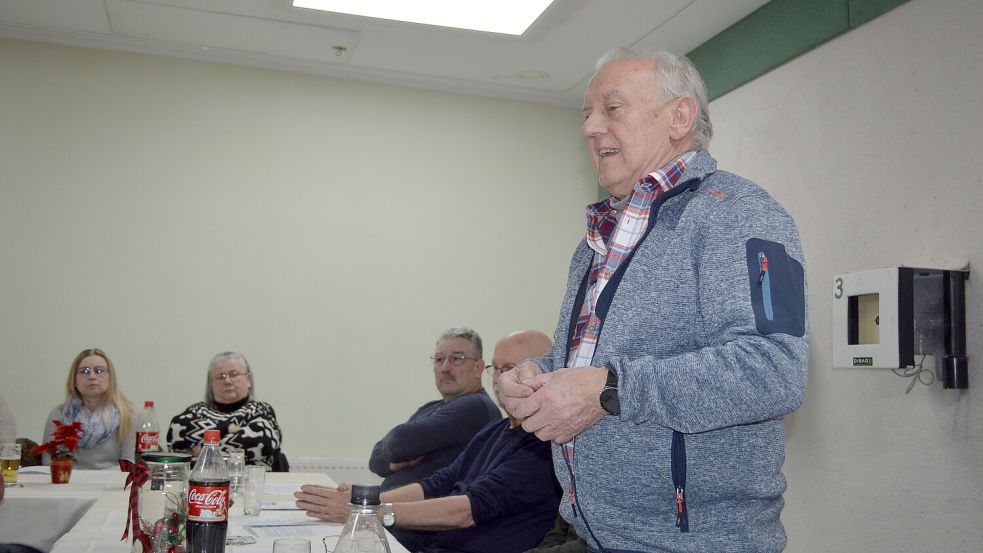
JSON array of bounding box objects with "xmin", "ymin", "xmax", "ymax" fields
[
  {"xmin": 135, "ymin": 401, "xmax": 161, "ymax": 461},
  {"xmin": 186, "ymin": 429, "xmax": 229, "ymax": 553}
]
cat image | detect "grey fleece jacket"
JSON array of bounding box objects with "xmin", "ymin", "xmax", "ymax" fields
[{"xmin": 535, "ymin": 150, "xmax": 809, "ymax": 553}]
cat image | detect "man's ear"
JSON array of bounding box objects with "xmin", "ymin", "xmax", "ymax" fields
[{"xmin": 669, "ymin": 96, "xmax": 698, "ymax": 141}]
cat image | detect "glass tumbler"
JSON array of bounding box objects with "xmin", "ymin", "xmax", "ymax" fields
[
  {"xmin": 242, "ymin": 464, "xmax": 266, "ymax": 516},
  {"xmin": 1, "ymin": 443, "xmax": 21, "ymax": 487},
  {"xmin": 272, "ymin": 538, "xmax": 311, "ymax": 552},
  {"xmin": 225, "ymin": 448, "xmax": 245, "ymax": 503}
]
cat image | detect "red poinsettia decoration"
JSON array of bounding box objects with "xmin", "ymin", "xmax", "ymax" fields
[{"xmin": 31, "ymin": 420, "xmax": 83, "ymax": 460}]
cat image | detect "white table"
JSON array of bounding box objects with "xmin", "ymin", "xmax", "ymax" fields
[
  {"xmin": 43, "ymin": 471, "xmax": 409, "ymax": 553},
  {"xmin": 0, "ymin": 468, "xmax": 123, "ymax": 552}
]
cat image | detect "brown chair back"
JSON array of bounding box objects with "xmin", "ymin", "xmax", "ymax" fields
[{"xmin": 16, "ymin": 437, "xmax": 41, "ymax": 466}]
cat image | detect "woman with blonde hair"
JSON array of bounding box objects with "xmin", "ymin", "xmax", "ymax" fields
[{"xmin": 40, "ymin": 347, "xmax": 136, "ymax": 468}]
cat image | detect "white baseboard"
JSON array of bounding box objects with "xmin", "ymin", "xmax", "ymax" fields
[{"xmin": 290, "ymin": 458, "xmax": 382, "ymax": 486}]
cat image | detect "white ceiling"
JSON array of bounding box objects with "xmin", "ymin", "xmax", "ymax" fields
[{"xmin": 0, "ymin": 0, "xmax": 769, "ymax": 107}]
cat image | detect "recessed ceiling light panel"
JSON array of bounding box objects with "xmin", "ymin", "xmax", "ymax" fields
[{"xmin": 292, "ymin": 0, "xmax": 553, "ymax": 35}]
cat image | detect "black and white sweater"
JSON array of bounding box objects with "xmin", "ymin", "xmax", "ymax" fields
[{"xmin": 167, "ymin": 398, "xmax": 282, "ymax": 468}]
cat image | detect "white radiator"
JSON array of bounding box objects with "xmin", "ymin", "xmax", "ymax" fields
[{"xmin": 290, "ymin": 458, "xmax": 382, "ymax": 486}]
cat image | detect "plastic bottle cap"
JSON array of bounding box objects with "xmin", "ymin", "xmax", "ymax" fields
[
  {"xmin": 145, "ymin": 401, "xmax": 154, "ymax": 408},
  {"xmin": 349, "ymin": 484, "xmax": 381, "ymax": 506},
  {"xmin": 203, "ymin": 429, "xmax": 221, "ymax": 443}
]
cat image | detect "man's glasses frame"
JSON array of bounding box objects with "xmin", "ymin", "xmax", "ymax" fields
[
  {"xmin": 484, "ymin": 363, "xmax": 516, "ymax": 376},
  {"xmin": 430, "ymin": 353, "xmax": 479, "ymax": 367}
]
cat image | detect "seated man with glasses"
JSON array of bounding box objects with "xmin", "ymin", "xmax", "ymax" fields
[
  {"xmin": 298, "ymin": 330, "xmax": 560, "ymax": 553},
  {"xmin": 369, "ymin": 327, "xmax": 502, "ymax": 491},
  {"xmin": 167, "ymin": 351, "xmax": 283, "ymax": 468}
]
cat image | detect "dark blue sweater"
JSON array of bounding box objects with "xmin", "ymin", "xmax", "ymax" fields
[
  {"xmin": 369, "ymin": 390, "xmax": 501, "ymax": 491},
  {"xmin": 393, "ymin": 418, "xmax": 560, "ymax": 553}
]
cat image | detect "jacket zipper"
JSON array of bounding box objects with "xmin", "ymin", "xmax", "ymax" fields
[
  {"xmin": 671, "ymin": 430, "xmax": 689, "ymax": 532},
  {"xmin": 758, "ymin": 252, "xmax": 773, "ymax": 320}
]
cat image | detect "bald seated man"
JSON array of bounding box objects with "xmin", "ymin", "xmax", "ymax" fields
[
  {"xmin": 488, "ymin": 330, "xmax": 554, "ymax": 403},
  {"xmin": 296, "ymin": 330, "xmax": 560, "ymax": 553}
]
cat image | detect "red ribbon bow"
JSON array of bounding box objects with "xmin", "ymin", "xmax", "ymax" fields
[{"xmin": 119, "ymin": 458, "xmax": 151, "ymax": 550}]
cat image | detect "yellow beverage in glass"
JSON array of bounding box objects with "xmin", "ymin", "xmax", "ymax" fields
[{"xmin": 1, "ymin": 455, "xmax": 21, "ymax": 486}]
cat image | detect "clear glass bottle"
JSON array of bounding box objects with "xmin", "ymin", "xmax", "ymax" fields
[{"xmin": 334, "ymin": 484, "xmax": 391, "ymax": 553}]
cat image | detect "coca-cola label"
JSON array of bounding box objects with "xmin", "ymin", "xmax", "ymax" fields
[
  {"xmin": 136, "ymin": 432, "xmax": 159, "ymax": 452},
  {"xmin": 187, "ymin": 484, "xmax": 229, "ymax": 521}
]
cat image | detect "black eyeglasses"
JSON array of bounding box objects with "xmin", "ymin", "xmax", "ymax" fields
[
  {"xmin": 77, "ymin": 366, "xmax": 109, "ymax": 376},
  {"xmin": 484, "ymin": 363, "xmax": 516, "ymax": 376},
  {"xmin": 431, "ymin": 353, "xmax": 479, "ymax": 367},
  {"xmin": 321, "ymin": 532, "xmax": 343, "ymax": 552}
]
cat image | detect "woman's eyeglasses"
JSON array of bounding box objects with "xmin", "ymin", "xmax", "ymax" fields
[
  {"xmin": 211, "ymin": 370, "xmax": 248, "ymax": 381},
  {"xmin": 76, "ymin": 366, "xmax": 109, "ymax": 376}
]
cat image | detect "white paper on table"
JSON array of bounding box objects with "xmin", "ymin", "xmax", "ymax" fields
[
  {"xmin": 264, "ymin": 482, "xmax": 303, "ymax": 495},
  {"xmin": 261, "ymin": 500, "xmax": 301, "ymax": 510},
  {"xmin": 247, "ymin": 525, "xmax": 340, "ymax": 538},
  {"xmin": 255, "ymin": 482, "xmax": 304, "ymax": 509},
  {"xmin": 19, "ymin": 466, "xmax": 51, "ymax": 474},
  {"xmin": 241, "ymin": 515, "xmax": 322, "ymax": 527}
]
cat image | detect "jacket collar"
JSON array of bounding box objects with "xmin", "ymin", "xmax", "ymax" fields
[{"xmin": 678, "ymin": 149, "xmax": 717, "ymax": 189}]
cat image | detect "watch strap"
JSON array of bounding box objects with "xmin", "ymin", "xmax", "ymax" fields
[
  {"xmin": 381, "ymin": 503, "xmax": 396, "ymax": 528},
  {"xmin": 605, "ymin": 367, "xmax": 619, "ymax": 388},
  {"xmin": 600, "ymin": 367, "xmax": 620, "ymax": 415}
]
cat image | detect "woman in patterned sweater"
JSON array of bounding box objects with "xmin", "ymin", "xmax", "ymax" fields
[{"xmin": 167, "ymin": 351, "xmax": 282, "ymax": 468}]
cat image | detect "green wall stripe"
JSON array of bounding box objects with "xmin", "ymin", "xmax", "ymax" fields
[
  {"xmin": 594, "ymin": 0, "xmax": 909, "ymax": 200},
  {"xmin": 849, "ymin": 0, "xmax": 909, "ymax": 26},
  {"xmin": 687, "ymin": 0, "xmax": 911, "ymax": 100}
]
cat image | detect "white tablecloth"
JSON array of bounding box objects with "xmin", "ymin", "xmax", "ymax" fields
[
  {"xmin": 0, "ymin": 468, "xmax": 124, "ymax": 552},
  {"xmin": 36, "ymin": 471, "xmax": 409, "ymax": 553}
]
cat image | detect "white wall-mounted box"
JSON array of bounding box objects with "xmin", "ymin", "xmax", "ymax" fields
[
  {"xmin": 832, "ymin": 268, "xmax": 904, "ymax": 369},
  {"xmin": 832, "ymin": 267, "xmax": 968, "ymax": 375}
]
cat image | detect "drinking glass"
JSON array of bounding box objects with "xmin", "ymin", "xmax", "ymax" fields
[
  {"xmin": 272, "ymin": 538, "xmax": 311, "ymax": 552},
  {"xmin": 1, "ymin": 443, "xmax": 22, "ymax": 487},
  {"xmin": 225, "ymin": 448, "xmax": 245, "ymax": 502},
  {"xmin": 242, "ymin": 464, "xmax": 266, "ymax": 516}
]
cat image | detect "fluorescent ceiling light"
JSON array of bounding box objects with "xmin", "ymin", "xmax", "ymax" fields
[{"xmin": 292, "ymin": 0, "xmax": 553, "ymax": 35}]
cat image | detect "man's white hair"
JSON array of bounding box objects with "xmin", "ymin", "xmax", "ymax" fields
[{"xmin": 595, "ymin": 47, "xmax": 713, "ymax": 150}]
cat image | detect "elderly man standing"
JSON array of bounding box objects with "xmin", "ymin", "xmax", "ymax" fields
[
  {"xmin": 370, "ymin": 327, "xmax": 502, "ymax": 491},
  {"xmin": 298, "ymin": 330, "xmax": 559, "ymax": 553},
  {"xmin": 501, "ymin": 48, "xmax": 808, "ymax": 553}
]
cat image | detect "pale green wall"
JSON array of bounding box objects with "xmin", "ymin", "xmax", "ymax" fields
[
  {"xmin": 0, "ymin": 37, "xmax": 597, "ymax": 459},
  {"xmin": 709, "ymin": 0, "xmax": 982, "ymax": 551}
]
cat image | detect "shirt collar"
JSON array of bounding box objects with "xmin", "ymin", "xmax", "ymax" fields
[{"xmin": 585, "ymin": 150, "xmax": 697, "ymax": 241}]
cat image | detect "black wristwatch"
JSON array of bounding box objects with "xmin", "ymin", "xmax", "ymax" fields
[{"xmin": 599, "ymin": 368, "xmax": 620, "ymax": 416}]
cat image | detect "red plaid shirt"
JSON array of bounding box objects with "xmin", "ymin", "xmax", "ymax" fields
[{"xmin": 567, "ymin": 152, "xmax": 695, "ymax": 367}]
